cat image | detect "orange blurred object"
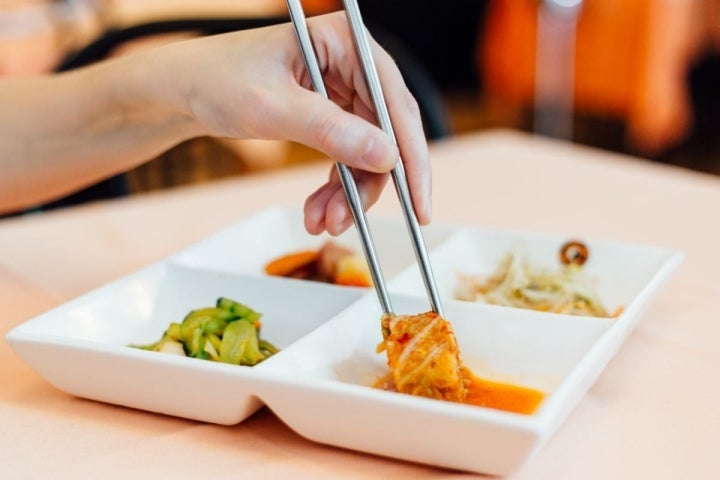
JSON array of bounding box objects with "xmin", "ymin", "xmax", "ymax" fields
[
  {"xmin": 479, "ymin": 0, "xmax": 701, "ymax": 154},
  {"xmin": 333, "ymin": 255, "xmax": 372, "ymax": 287},
  {"xmin": 302, "ymin": 0, "xmax": 341, "ymax": 15},
  {"xmin": 264, "ymin": 241, "xmax": 371, "ymax": 287},
  {"xmin": 264, "ymin": 250, "xmax": 319, "ymax": 277}
]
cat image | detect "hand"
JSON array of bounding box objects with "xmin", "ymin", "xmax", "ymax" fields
[
  {"xmin": 154, "ymin": 12, "xmax": 431, "ymax": 235},
  {"xmin": 0, "ymin": 12, "xmax": 431, "ymax": 221}
]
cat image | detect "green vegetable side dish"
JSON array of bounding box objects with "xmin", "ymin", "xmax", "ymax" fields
[{"xmin": 133, "ymin": 297, "xmax": 279, "ymax": 366}]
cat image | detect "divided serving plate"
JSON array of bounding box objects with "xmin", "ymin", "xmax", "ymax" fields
[{"xmin": 5, "ymin": 207, "xmax": 683, "ymax": 476}]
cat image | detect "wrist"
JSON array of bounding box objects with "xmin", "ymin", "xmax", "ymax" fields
[{"xmin": 108, "ymin": 46, "xmax": 210, "ymax": 142}]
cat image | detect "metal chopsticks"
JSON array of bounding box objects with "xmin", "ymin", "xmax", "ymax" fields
[
  {"xmin": 340, "ymin": 0, "xmax": 444, "ymax": 316},
  {"xmin": 285, "ymin": 0, "xmax": 392, "ymax": 315},
  {"xmin": 285, "ymin": 0, "xmax": 444, "ymax": 317}
]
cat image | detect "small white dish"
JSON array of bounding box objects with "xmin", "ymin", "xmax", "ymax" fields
[
  {"xmin": 6, "ymin": 264, "xmax": 363, "ymax": 425},
  {"xmin": 256, "ymin": 293, "xmax": 612, "ymax": 476},
  {"xmin": 388, "ymin": 226, "xmax": 683, "ymax": 323}
]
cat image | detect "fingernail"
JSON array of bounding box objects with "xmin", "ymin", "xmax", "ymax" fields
[
  {"xmin": 336, "ymin": 208, "xmax": 351, "ymax": 233},
  {"xmin": 361, "ymin": 136, "xmax": 394, "ymax": 172},
  {"xmin": 360, "ymin": 137, "xmax": 377, "ymax": 168},
  {"xmin": 342, "ymin": 210, "xmax": 354, "ymax": 231}
]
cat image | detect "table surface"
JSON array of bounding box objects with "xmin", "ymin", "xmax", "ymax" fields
[{"xmin": 2, "ymin": 130, "xmax": 719, "ymax": 479}]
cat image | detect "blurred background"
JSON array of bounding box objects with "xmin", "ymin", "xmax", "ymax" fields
[{"xmin": 2, "ymin": 0, "xmax": 719, "ymax": 209}]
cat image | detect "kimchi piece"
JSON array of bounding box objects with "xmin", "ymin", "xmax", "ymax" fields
[
  {"xmin": 379, "ymin": 311, "xmax": 466, "ymax": 402},
  {"xmin": 377, "ymin": 311, "xmax": 545, "ymax": 414}
]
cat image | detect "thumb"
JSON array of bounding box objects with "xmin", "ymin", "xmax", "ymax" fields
[{"xmin": 278, "ymin": 87, "xmax": 398, "ymax": 172}]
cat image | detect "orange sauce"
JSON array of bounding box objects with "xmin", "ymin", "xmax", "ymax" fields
[
  {"xmin": 374, "ymin": 367, "xmax": 545, "ymax": 415},
  {"xmin": 461, "ymin": 368, "xmax": 544, "ymax": 415}
]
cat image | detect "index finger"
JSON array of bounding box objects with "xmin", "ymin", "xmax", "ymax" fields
[{"xmin": 369, "ymin": 40, "xmax": 432, "ymax": 225}]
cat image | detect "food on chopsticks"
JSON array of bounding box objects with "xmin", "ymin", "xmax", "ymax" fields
[
  {"xmin": 376, "ymin": 311, "xmax": 544, "ymax": 414},
  {"xmin": 133, "ymin": 297, "xmax": 278, "ymax": 366},
  {"xmin": 379, "ymin": 311, "xmax": 466, "ymax": 402},
  {"xmin": 454, "ymin": 240, "xmax": 620, "ymax": 317},
  {"xmin": 265, "ymin": 241, "xmax": 372, "ymax": 287}
]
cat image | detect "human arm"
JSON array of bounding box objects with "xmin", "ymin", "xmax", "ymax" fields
[{"xmin": 0, "ymin": 12, "xmax": 431, "ymax": 234}]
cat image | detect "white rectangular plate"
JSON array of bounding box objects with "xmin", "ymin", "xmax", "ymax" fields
[{"xmin": 5, "ymin": 207, "xmax": 682, "ymax": 476}]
